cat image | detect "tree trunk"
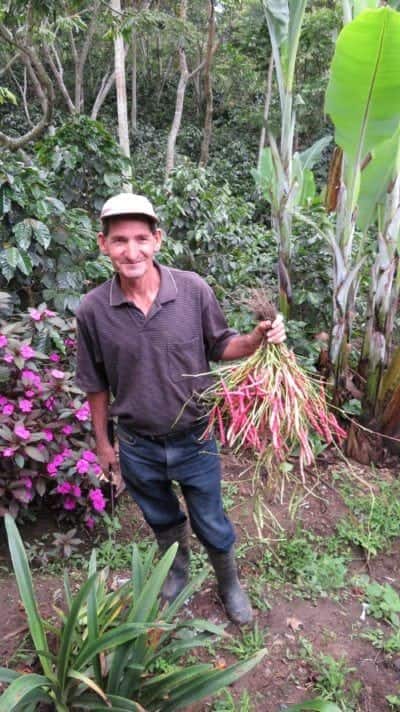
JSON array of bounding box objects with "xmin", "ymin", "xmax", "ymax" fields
[
  {"xmin": 91, "ymin": 67, "xmax": 115, "ymax": 120},
  {"xmin": 165, "ymin": 0, "xmax": 206, "ymax": 179},
  {"xmin": 110, "ymin": 0, "xmax": 132, "ymax": 186},
  {"xmin": 199, "ymin": 0, "xmax": 217, "ymax": 168},
  {"xmin": 165, "ymin": 0, "xmax": 189, "ymax": 178},
  {"xmin": 131, "ymin": 27, "xmax": 137, "ymax": 132},
  {"xmin": 74, "ymin": 1, "xmax": 101, "ymax": 112}
]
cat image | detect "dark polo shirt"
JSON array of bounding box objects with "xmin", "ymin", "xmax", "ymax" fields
[{"xmin": 75, "ymin": 263, "xmax": 237, "ymax": 436}]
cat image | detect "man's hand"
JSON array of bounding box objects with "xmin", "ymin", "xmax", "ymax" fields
[
  {"xmin": 220, "ymin": 314, "xmax": 286, "ymax": 361},
  {"xmin": 97, "ymin": 441, "xmax": 125, "ymax": 496},
  {"xmin": 259, "ymin": 313, "xmax": 286, "ymax": 344}
]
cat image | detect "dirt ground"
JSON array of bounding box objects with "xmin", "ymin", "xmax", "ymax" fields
[{"xmin": 1, "ymin": 450, "xmax": 400, "ymax": 711}]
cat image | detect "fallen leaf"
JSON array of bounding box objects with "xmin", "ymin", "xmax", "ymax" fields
[{"xmin": 286, "ymin": 616, "xmax": 303, "ymax": 631}]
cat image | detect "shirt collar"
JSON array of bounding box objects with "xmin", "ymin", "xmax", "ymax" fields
[{"xmin": 109, "ymin": 262, "xmax": 178, "ymax": 307}]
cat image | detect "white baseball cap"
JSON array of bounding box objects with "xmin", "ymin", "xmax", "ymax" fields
[{"xmin": 100, "ymin": 193, "xmax": 159, "ymax": 222}]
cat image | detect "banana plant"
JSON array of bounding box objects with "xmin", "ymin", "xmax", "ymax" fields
[
  {"xmin": 259, "ymin": 0, "xmax": 309, "ymax": 318},
  {"xmin": 0, "ymin": 515, "xmax": 266, "ymax": 711},
  {"xmin": 324, "ymin": 5, "xmax": 400, "ymax": 393},
  {"xmin": 359, "ymin": 132, "xmax": 400, "ymax": 416}
]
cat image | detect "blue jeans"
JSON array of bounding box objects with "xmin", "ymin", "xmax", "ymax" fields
[{"xmin": 118, "ymin": 425, "xmax": 236, "ymax": 553}]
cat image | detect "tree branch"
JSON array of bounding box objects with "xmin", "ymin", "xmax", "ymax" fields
[{"xmin": 0, "ymin": 23, "xmax": 54, "ymax": 150}]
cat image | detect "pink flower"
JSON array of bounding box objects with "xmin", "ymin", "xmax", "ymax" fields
[
  {"xmin": 22, "ymin": 477, "xmax": 33, "ymax": 490},
  {"xmin": 3, "ymin": 447, "xmax": 16, "ymax": 457},
  {"xmin": 72, "ymin": 485, "xmax": 81, "ymax": 497},
  {"xmin": 20, "ymin": 345, "xmax": 35, "ymax": 359},
  {"xmin": 44, "ymin": 309, "xmax": 56, "ymax": 317},
  {"xmin": 62, "ymin": 424, "xmax": 73, "ymax": 435},
  {"xmin": 85, "ymin": 516, "xmax": 95, "ymax": 529},
  {"xmin": 44, "ymin": 397, "xmax": 55, "ymax": 411},
  {"xmin": 0, "ymin": 396, "xmax": 7, "ymax": 406},
  {"xmin": 64, "ymin": 338, "xmax": 76, "ymax": 347},
  {"xmin": 49, "ymin": 353, "xmax": 60, "ymax": 362},
  {"xmin": 56, "ymin": 482, "xmax": 72, "ymax": 494},
  {"xmin": 93, "ymin": 464, "xmax": 102, "ymax": 475},
  {"xmin": 43, "ymin": 429, "xmax": 53, "ymax": 441},
  {"xmin": 61, "ymin": 447, "xmax": 72, "ymax": 458},
  {"xmin": 51, "ymin": 369, "xmax": 65, "ymax": 379},
  {"xmin": 0, "ymin": 334, "xmax": 8, "ymax": 348},
  {"xmin": 29, "ymin": 308, "xmax": 42, "ymax": 321},
  {"xmin": 63, "ymin": 496, "xmax": 76, "ymax": 510},
  {"xmin": 47, "ymin": 462, "xmax": 58, "ymax": 475},
  {"xmin": 3, "ymin": 403, "xmax": 14, "ymax": 416},
  {"xmin": 75, "ymin": 403, "xmax": 90, "ymax": 421},
  {"xmin": 25, "ymin": 390, "xmax": 35, "ymax": 398},
  {"xmin": 82, "ymin": 450, "xmax": 97, "ymax": 463},
  {"xmin": 89, "ymin": 488, "xmax": 106, "ymax": 512},
  {"xmin": 76, "ymin": 458, "xmax": 90, "ymax": 474},
  {"xmin": 21, "ymin": 370, "xmax": 42, "ymax": 389},
  {"xmin": 53, "ymin": 454, "xmax": 64, "ymax": 467},
  {"xmin": 14, "ymin": 424, "xmax": 31, "ymax": 440},
  {"xmin": 4, "ymin": 353, "xmax": 13, "ymax": 363},
  {"xmin": 19, "ymin": 399, "xmax": 33, "ymax": 413}
]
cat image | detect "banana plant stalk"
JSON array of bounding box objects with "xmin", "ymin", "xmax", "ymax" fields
[
  {"xmin": 361, "ymin": 141, "xmax": 400, "ymax": 415},
  {"xmin": 261, "ymin": 0, "xmax": 308, "ymax": 318},
  {"xmin": 325, "ymin": 6, "xmax": 400, "ymax": 394}
]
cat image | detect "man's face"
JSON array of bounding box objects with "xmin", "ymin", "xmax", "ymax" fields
[{"xmin": 98, "ymin": 217, "xmax": 162, "ymax": 282}]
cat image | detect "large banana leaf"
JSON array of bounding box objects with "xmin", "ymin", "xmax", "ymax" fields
[
  {"xmin": 263, "ymin": 0, "xmax": 307, "ymax": 82},
  {"xmin": 326, "ymin": 8, "xmax": 400, "ymax": 167},
  {"xmin": 357, "ymin": 130, "xmax": 400, "ymax": 231},
  {"xmin": 4, "ymin": 515, "xmax": 52, "ymax": 679}
]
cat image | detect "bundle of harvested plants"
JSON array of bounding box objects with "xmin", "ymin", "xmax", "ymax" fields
[{"xmin": 200, "ymin": 291, "xmax": 346, "ymax": 482}]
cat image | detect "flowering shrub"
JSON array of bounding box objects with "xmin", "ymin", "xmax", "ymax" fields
[{"xmin": 0, "ymin": 305, "xmax": 107, "ymax": 527}]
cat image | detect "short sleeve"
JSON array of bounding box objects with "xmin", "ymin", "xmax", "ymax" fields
[
  {"xmin": 201, "ymin": 284, "xmax": 238, "ymax": 361},
  {"xmin": 75, "ymin": 313, "xmax": 109, "ymax": 393}
]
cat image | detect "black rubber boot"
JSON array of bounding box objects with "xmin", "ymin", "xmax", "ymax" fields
[
  {"xmin": 207, "ymin": 546, "xmax": 253, "ymax": 625},
  {"xmin": 155, "ymin": 521, "xmax": 190, "ymax": 603}
]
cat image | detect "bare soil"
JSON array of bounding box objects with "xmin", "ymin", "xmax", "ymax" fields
[{"xmin": 1, "ymin": 451, "xmax": 400, "ymax": 711}]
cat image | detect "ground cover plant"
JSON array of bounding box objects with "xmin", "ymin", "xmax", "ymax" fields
[{"xmin": 0, "ymin": 515, "xmax": 266, "ymax": 711}]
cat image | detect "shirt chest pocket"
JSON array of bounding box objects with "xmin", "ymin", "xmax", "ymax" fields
[{"xmin": 167, "ymin": 336, "xmax": 206, "ymax": 383}]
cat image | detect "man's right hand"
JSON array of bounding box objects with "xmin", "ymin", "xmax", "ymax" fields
[{"xmin": 96, "ymin": 442, "xmax": 125, "ymax": 496}]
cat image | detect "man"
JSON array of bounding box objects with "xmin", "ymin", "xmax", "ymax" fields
[{"xmin": 76, "ymin": 193, "xmax": 285, "ymax": 625}]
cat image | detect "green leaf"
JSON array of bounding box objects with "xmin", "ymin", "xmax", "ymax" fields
[
  {"xmin": 284, "ymin": 699, "xmax": 342, "ymax": 711},
  {"xmin": 13, "ymin": 221, "xmax": 32, "ymax": 250},
  {"xmin": 17, "ymin": 251, "xmax": 32, "ymax": 276},
  {"xmin": 32, "ymin": 220, "xmax": 51, "ymax": 249},
  {"xmin": 4, "ymin": 515, "xmax": 52, "ymax": 679},
  {"xmin": 57, "ymin": 573, "xmax": 98, "ymax": 690},
  {"xmin": 0, "ymin": 668, "xmax": 21, "ymax": 683},
  {"xmin": 160, "ymin": 649, "xmax": 267, "ymax": 711},
  {"xmin": 326, "ymin": 8, "xmax": 400, "ymax": 165},
  {"xmin": 263, "ymin": 0, "xmax": 289, "ymax": 46},
  {"xmin": 24, "ymin": 446, "xmax": 46, "ymax": 463},
  {"xmin": 298, "ymin": 135, "xmax": 332, "ymax": 172},
  {"xmin": 74, "ymin": 622, "xmax": 166, "ymax": 671},
  {"xmin": 357, "ymin": 129, "xmax": 400, "ymax": 231},
  {"xmin": 0, "ymin": 673, "xmax": 50, "ymax": 712},
  {"xmin": 4, "ymin": 247, "xmax": 19, "ymax": 270},
  {"xmin": 87, "ymin": 550, "xmax": 102, "ymax": 687}
]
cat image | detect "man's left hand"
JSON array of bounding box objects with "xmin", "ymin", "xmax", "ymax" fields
[
  {"xmin": 255, "ymin": 314, "xmax": 286, "ymax": 345},
  {"xmin": 265, "ymin": 313, "xmax": 286, "ymax": 344}
]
